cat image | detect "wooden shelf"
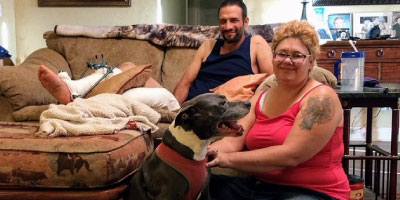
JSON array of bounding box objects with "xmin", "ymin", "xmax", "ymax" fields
[{"xmin": 317, "ymin": 40, "xmax": 400, "ymax": 83}]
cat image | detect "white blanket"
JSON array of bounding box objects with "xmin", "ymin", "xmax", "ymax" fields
[{"xmin": 38, "ymin": 94, "xmax": 160, "ymax": 137}]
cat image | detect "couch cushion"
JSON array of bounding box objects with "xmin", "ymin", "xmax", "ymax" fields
[
  {"xmin": 0, "ymin": 48, "xmax": 70, "ymax": 110},
  {"xmin": 12, "ymin": 105, "xmax": 50, "ymax": 122},
  {"xmin": 161, "ymin": 48, "xmax": 197, "ymax": 93},
  {"xmin": 0, "ymin": 122, "xmax": 152, "ymax": 188},
  {"xmin": 45, "ymin": 32, "xmax": 164, "ymax": 83}
]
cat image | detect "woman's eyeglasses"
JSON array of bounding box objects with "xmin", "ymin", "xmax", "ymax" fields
[{"xmin": 273, "ymin": 51, "xmax": 311, "ymax": 64}]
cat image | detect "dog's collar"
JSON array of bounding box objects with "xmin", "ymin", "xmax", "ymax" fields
[{"xmin": 169, "ymin": 122, "xmax": 212, "ymax": 161}]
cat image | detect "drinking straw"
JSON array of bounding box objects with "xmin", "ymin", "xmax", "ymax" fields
[{"xmin": 349, "ymin": 40, "xmax": 358, "ymax": 52}]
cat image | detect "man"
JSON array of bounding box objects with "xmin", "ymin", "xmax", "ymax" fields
[
  {"xmin": 173, "ymin": 0, "xmax": 273, "ymax": 105},
  {"xmin": 333, "ymin": 16, "xmax": 345, "ymax": 29}
]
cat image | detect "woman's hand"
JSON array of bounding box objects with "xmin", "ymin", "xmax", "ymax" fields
[{"xmin": 206, "ymin": 148, "xmax": 230, "ymax": 168}]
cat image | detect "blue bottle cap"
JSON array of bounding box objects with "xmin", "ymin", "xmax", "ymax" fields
[{"xmin": 341, "ymin": 51, "xmax": 366, "ymax": 58}]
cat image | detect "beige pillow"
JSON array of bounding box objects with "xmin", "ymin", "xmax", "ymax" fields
[
  {"xmin": 12, "ymin": 105, "xmax": 50, "ymax": 122},
  {"xmin": 86, "ymin": 64, "xmax": 152, "ymax": 98},
  {"xmin": 213, "ymin": 73, "xmax": 269, "ymax": 101}
]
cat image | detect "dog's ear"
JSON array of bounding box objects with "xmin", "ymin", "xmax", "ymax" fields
[{"xmin": 174, "ymin": 105, "xmax": 197, "ymax": 127}]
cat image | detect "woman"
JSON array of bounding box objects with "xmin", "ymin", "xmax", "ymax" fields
[{"xmin": 207, "ymin": 20, "xmax": 350, "ymax": 200}]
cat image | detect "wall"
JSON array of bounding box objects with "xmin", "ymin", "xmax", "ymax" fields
[
  {"xmin": 245, "ymin": 0, "xmax": 303, "ymax": 25},
  {"xmin": 188, "ymin": 0, "xmax": 222, "ymax": 25},
  {"xmin": 14, "ymin": 0, "xmax": 158, "ymax": 65},
  {"xmin": 0, "ymin": 0, "xmax": 16, "ymax": 64},
  {"xmin": 162, "ymin": 0, "xmax": 186, "ymax": 24}
]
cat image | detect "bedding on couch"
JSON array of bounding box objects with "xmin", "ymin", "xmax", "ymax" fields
[
  {"xmin": 38, "ymin": 93, "xmax": 160, "ymax": 137},
  {"xmin": 54, "ymin": 23, "xmax": 280, "ymax": 48}
]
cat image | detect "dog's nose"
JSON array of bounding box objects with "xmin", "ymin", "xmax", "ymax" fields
[{"xmin": 245, "ymin": 101, "xmax": 251, "ymax": 109}]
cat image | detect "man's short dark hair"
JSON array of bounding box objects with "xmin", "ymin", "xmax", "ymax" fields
[{"xmin": 218, "ymin": 0, "xmax": 247, "ymax": 20}]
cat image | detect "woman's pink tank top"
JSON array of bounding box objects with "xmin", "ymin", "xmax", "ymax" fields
[{"xmin": 245, "ymin": 85, "xmax": 350, "ymax": 200}]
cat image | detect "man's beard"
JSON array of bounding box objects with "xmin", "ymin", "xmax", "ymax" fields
[{"xmin": 222, "ymin": 27, "xmax": 244, "ymax": 43}]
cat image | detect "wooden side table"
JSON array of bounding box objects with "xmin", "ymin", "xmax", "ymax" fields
[{"xmin": 338, "ymin": 89, "xmax": 400, "ymax": 200}]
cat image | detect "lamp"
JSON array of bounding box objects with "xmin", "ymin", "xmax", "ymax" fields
[{"xmin": 300, "ymin": 0, "xmax": 309, "ymax": 21}]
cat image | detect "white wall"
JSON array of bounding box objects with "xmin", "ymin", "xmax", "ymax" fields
[
  {"xmin": 245, "ymin": 0, "xmax": 303, "ymax": 24},
  {"xmin": 0, "ymin": 0, "xmax": 16, "ymax": 64},
  {"xmin": 14, "ymin": 0, "xmax": 158, "ymax": 65}
]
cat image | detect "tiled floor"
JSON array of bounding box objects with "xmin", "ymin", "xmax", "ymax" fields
[{"xmin": 349, "ymin": 107, "xmax": 400, "ymax": 200}]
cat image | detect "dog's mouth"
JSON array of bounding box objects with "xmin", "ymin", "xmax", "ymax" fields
[{"xmin": 217, "ymin": 121, "xmax": 244, "ymax": 136}]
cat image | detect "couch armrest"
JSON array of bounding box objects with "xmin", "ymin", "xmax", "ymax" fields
[
  {"xmin": 0, "ymin": 48, "xmax": 70, "ymax": 111},
  {"xmin": 0, "ymin": 95, "xmax": 14, "ymax": 121}
]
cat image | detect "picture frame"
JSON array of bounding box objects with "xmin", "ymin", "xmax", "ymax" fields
[
  {"xmin": 327, "ymin": 13, "xmax": 352, "ymax": 41},
  {"xmin": 392, "ymin": 12, "xmax": 400, "ymax": 38},
  {"xmin": 313, "ymin": 7, "xmax": 333, "ymax": 42},
  {"xmin": 353, "ymin": 12, "xmax": 392, "ymax": 39},
  {"xmin": 38, "ymin": 0, "xmax": 131, "ymax": 7},
  {"xmin": 313, "ymin": 0, "xmax": 400, "ymax": 6}
]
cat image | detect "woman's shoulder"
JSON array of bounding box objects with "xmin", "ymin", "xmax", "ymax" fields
[
  {"xmin": 309, "ymin": 81, "xmax": 337, "ymax": 95},
  {"xmin": 301, "ymin": 80, "xmax": 341, "ymax": 105}
]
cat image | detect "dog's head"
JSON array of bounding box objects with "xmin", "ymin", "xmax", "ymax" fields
[{"xmin": 174, "ymin": 93, "xmax": 250, "ymax": 140}]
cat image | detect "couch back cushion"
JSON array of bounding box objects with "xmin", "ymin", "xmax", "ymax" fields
[
  {"xmin": 161, "ymin": 48, "xmax": 197, "ymax": 93},
  {"xmin": 0, "ymin": 48, "xmax": 70, "ymax": 110},
  {"xmin": 45, "ymin": 32, "xmax": 164, "ymax": 83}
]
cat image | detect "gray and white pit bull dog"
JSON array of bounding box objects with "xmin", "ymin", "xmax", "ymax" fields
[{"xmin": 126, "ymin": 93, "xmax": 251, "ymax": 200}]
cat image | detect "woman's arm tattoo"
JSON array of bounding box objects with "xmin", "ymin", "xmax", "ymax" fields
[{"xmin": 300, "ymin": 96, "xmax": 333, "ymax": 130}]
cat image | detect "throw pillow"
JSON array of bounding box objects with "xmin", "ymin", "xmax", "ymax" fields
[
  {"xmin": 86, "ymin": 64, "xmax": 152, "ymax": 98},
  {"xmin": 213, "ymin": 73, "xmax": 269, "ymax": 101},
  {"xmin": 122, "ymin": 87, "xmax": 180, "ymax": 112}
]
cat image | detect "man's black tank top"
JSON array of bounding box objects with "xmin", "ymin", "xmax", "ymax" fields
[{"xmin": 186, "ymin": 35, "xmax": 253, "ymax": 101}]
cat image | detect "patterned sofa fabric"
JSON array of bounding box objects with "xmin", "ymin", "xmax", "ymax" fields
[{"xmin": 0, "ymin": 123, "xmax": 153, "ymax": 188}]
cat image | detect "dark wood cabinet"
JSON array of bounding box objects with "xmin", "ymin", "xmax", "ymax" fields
[{"xmin": 317, "ymin": 40, "xmax": 400, "ymax": 83}]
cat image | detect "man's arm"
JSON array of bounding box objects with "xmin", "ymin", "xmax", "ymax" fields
[
  {"xmin": 252, "ymin": 35, "xmax": 274, "ymax": 75},
  {"xmin": 173, "ymin": 40, "xmax": 214, "ymax": 105}
]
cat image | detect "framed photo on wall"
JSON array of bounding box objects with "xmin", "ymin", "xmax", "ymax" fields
[
  {"xmin": 392, "ymin": 12, "xmax": 400, "ymax": 38},
  {"xmin": 327, "ymin": 13, "xmax": 352, "ymax": 41},
  {"xmin": 313, "ymin": 7, "xmax": 333, "ymax": 42},
  {"xmin": 38, "ymin": 0, "xmax": 131, "ymax": 7},
  {"xmin": 353, "ymin": 12, "xmax": 392, "ymax": 39}
]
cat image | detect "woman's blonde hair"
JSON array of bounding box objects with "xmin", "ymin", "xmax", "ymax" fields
[{"xmin": 271, "ymin": 20, "xmax": 320, "ymax": 57}]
